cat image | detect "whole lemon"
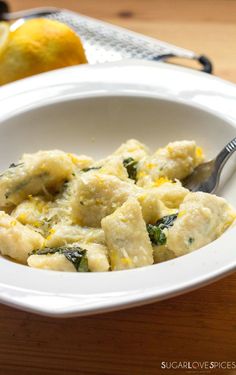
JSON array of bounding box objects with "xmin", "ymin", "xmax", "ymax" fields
[{"xmin": 0, "ymin": 18, "xmax": 87, "ymax": 85}]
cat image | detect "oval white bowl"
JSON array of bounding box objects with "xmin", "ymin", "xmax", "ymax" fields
[{"xmin": 0, "ymin": 60, "xmax": 236, "ymax": 317}]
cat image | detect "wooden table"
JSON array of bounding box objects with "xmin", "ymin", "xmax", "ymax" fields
[{"xmin": 1, "ymin": 1, "xmax": 236, "ymax": 374}]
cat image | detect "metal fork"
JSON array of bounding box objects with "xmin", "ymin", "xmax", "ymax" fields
[{"xmin": 182, "ymin": 138, "xmax": 236, "ymax": 193}]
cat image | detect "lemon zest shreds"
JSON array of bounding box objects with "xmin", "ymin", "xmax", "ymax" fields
[
  {"xmin": 196, "ymin": 147, "xmax": 204, "ymax": 162},
  {"xmin": 152, "ymin": 176, "xmax": 172, "ymax": 187}
]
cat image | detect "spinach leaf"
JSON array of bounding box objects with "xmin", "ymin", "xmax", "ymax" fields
[
  {"xmin": 188, "ymin": 237, "xmax": 195, "ymax": 245},
  {"xmin": 9, "ymin": 162, "xmax": 24, "ymax": 169},
  {"xmin": 5, "ymin": 172, "xmax": 49, "ymax": 200},
  {"xmin": 123, "ymin": 157, "xmax": 138, "ymax": 181},
  {"xmin": 31, "ymin": 245, "xmax": 89, "ymax": 272},
  {"xmin": 147, "ymin": 224, "xmax": 167, "ymax": 246},
  {"xmin": 147, "ymin": 214, "xmax": 178, "ymax": 246},
  {"xmin": 155, "ymin": 214, "xmax": 178, "ymax": 230},
  {"xmin": 5, "ymin": 179, "xmax": 30, "ymax": 199},
  {"xmin": 81, "ymin": 166, "xmax": 101, "ymax": 172},
  {"xmin": 0, "ymin": 162, "xmax": 24, "ymax": 178},
  {"xmin": 63, "ymin": 248, "xmax": 89, "ymax": 272}
]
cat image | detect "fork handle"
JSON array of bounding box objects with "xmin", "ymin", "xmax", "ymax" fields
[{"xmin": 215, "ymin": 137, "xmax": 236, "ymax": 172}]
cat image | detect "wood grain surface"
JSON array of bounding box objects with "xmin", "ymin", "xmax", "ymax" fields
[{"xmin": 1, "ymin": 1, "xmax": 236, "ymax": 374}]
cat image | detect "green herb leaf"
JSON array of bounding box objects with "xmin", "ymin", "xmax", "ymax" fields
[
  {"xmin": 9, "ymin": 162, "xmax": 24, "ymax": 169},
  {"xmin": 155, "ymin": 214, "xmax": 178, "ymax": 230},
  {"xmin": 31, "ymin": 245, "xmax": 89, "ymax": 272},
  {"xmin": 4, "ymin": 172, "xmax": 49, "ymax": 200},
  {"xmin": 63, "ymin": 248, "xmax": 89, "ymax": 272},
  {"xmin": 31, "ymin": 248, "xmax": 59, "ymax": 255},
  {"xmin": 147, "ymin": 214, "xmax": 178, "ymax": 246},
  {"xmin": 147, "ymin": 224, "xmax": 167, "ymax": 246},
  {"xmin": 123, "ymin": 157, "xmax": 138, "ymax": 181},
  {"xmin": 0, "ymin": 162, "xmax": 24, "ymax": 179},
  {"xmin": 188, "ymin": 237, "xmax": 195, "ymax": 245},
  {"xmin": 81, "ymin": 166, "xmax": 101, "ymax": 172}
]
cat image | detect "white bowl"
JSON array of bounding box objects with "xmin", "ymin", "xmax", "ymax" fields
[{"xmin": 0, "ymin": 60, "xmax": 236, "ymax": 317}]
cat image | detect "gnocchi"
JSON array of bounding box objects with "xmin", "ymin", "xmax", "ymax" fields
[{"xmin": 0, "ymin": 139, "xmax": 234, "ymax": 272}]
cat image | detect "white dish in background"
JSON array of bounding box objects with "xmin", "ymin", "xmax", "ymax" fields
[{"xmin": 0, "ymin": 60, "xmax": 236, "ymax": 317}]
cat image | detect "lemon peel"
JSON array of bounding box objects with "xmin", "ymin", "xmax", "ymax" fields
[{"xmin": 0, "ymin": 22, "xmax": 9, "ymax": 54}]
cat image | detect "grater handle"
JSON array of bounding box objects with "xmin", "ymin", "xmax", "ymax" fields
[
  {"xmin": 153, "ymin": 53, "xmax": 213, "ymax": 74},
  {"xmin": 0, "ymin": 1, "xmax": 59, "ymax": 20}
]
